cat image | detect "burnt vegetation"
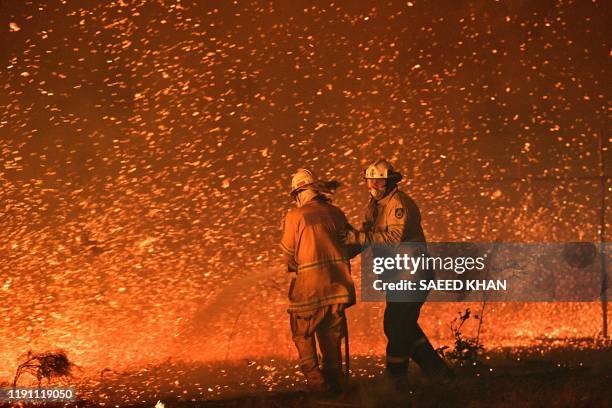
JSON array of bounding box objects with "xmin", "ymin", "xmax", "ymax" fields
[
  {"xmin": 12, "ymin": 350, "xmax": 74, "ymax": 387},
  {"xmin": 437, "ymin": 308, "xmax": 486, "ymax": 370}
]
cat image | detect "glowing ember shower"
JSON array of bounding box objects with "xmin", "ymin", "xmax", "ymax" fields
[{"xmin": 0, "ymin": 0, "xmax": 609, "ymax": 383}]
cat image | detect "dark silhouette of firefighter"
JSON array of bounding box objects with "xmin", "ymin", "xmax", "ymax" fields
[
  {"xmin": 280, "ymin": 169, "xmax": 356, "ymax": 394},
  {"xmin": 342, "ymin": 159, "xmax": 452, "ymax": 382}
]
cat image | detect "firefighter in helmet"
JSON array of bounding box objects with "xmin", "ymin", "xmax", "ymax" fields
[
  {"xmin": 280, "ymin": 169, "xmax": 356, "ymax": 394},
  {"xmin": 342, "ymin": 159, "xmax": 452, "ymax": 382}
]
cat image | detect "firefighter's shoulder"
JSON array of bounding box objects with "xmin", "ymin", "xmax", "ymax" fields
[
  {"xmin": 394, "ymin": 189, "xmax": 421, "ymax": 218},
  {"xmin": 386, "ymin": 189, "xmax": 409, "ymax": 220},
  {"xmin": 326, "ymin": 201, "xmax": 345, "ymax": 215},
  {"xmin": 281, "ymin": 207, "xmax": 301, "ymax": 227},
  {"xmin": 324, "ymin": 202, "xmax": 349, "ymax": 223}
]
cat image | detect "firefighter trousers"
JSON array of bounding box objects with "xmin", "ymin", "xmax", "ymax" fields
[
  {"xmin": 384, "ymin": 300, "xmax": 446, "ymax": 376},
  {"xmin": 289, "ymin": 304, "xmax": 346, "ymax": 388}
]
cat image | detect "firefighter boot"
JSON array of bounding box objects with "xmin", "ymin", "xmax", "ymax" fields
[
  {"xmin": 411, "ymin": 340, "xmax": 455, "ymax": 381},
  {"xmin": 321, "ymin": 367, "xmax": 343, "ymax": 397},
  {"xmin": 302, "ymin": 364, "xmax": 327, "ymax": 393},
  {"xmin": 384, "ymin": 358, "xmax": 410, "ymax": 392}
]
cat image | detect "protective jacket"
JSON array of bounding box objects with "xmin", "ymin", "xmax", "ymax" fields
[
  {"xmin": 280, "ymin": 197, "xmax": 356, "ymax": 313},
  {"xmin": 363, "ymin": 187, "xmax": 426, "ymax": 244}
]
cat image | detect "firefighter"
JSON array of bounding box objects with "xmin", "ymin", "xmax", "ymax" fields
[
  {"xmin": 280, "ymin": 169, "xmax": 356, "ymax": 394},
  {"xmin": 342, "ymin": 159, "xmax": 452, "ymax": 382}
]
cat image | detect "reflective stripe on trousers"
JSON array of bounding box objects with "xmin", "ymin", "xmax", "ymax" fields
[{"xmin": 289, "ymin": 304, "xmax": 346, "ymax": 384}]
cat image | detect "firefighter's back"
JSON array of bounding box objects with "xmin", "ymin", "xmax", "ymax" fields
[{"xmin": 288, "ymin": 198, "xmax": 355, "ymax": 313}]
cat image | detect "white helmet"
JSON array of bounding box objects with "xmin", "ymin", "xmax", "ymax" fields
[
  {"xmin": 291, "ymin": 168, "xmax": 316, "ymax": 194},
  {"xmin": 364, "ymin": 159, "xmax": 402, "ymax": 182}
]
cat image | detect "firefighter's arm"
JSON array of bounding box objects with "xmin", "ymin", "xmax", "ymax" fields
[
  {"xmin": 365, "ymin": 200, "xmax": 407, "ymax": 245},
  {"xmin": 341, "ymin": 223, "xmax": 366, "ymax": 259},
  {"xmin": 280, "ymin": 211, "xmax": 298, "ymax": 272}
]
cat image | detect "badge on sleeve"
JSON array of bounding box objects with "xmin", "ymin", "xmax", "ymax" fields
[{"xmin": 395, "ymin": 208, "xmax": 405, "ymax": 219}]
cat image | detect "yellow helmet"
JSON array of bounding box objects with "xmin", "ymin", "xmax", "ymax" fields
[{"xmin": 291, "ymin": 168, "xmax": 316, "ymax": 194}]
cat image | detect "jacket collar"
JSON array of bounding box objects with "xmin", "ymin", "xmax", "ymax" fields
[
  {"xmin": 296, "ymin": 188, "xmax": 319, "ymax": 207},
  {"xmin": 376, "ymin": 186, "xmax": 398, "ymax": 207}
]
